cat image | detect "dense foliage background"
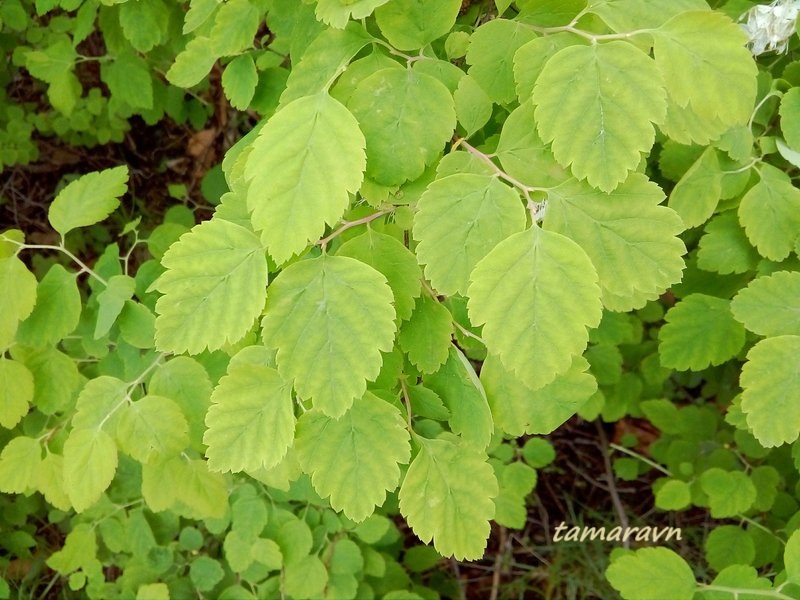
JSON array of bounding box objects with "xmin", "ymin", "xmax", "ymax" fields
[{"xmin": 4, "ymin": 0, "xmax": 800, "ymax": 598}]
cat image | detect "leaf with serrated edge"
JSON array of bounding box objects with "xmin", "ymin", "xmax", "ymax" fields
[
  {"xmin": 399, "ymin": 435, "xmax": 497, "ymax": 560},
  {"xmin": 533, "ymin": 41, "xmax": 666, "ymax": 192},
  {"xmin": 63, "ymin": 428, "xmax": 118, "ymax": 512},
  {"xmin": 0, "ymin": 436, "xmax": 41, "ymax": 493},
  {"xmin": 652, "ymin": 11, "xmax": 757, "ymax": 125},
  {"xmin": 245, "ymin": 93, "xmax": 365, "ymax": 263},
  {"xmin": 398, "ymin": 295, "xmax": 453, "ymax": 374},
  {"xmin": 17, "ymin": 264, "xmax": 81, "ymax": 347},
  {"xmin": 0, "ymin": 358, "xmax": 33, "ymax": 429},
  {"xmin": 481, "ymin": 355, "xmax": 596, "ymax": 436},
  {"xmin": 545, "ymin": 174, "xmax": 685, "ymax": 312},
  {"xmin": 295, "ymin": 392, "xmax": 410, "ymax": 521},
  {"xmin": 153, "ymin": 218, "xmax": 267, "ymax": 355},
  {"xmin": 116, "ymin": 395, "xmax": 189, "ymax": 464},
  {"xmin": 0, "ymin": 256, "xmax": 37, "ymax": 350},
  {"xmin": 732, "ymin": 271, "xmax": 800, "ymax": 337},
  {"xmin": 468, "ymin": 227, "xmax": 602, "ymax": 391},
  {"xmin": 414, "ymin": 173, "xmax": 525, "ymax": 296},
  {"xmin": 697, "ymin": 212, "xmax": 759, "ymax": 275},
  {"xmin": 741, "ymin": 335, "xmax": 800, "ymax": 447},
  {"xmin": 337, "ymin": 230, "xmax": 421, "ymax": 321},
  {"xmin": 48, "ymin": 166, "xmax": 128, "ymax": 237},
  {"xmin": 261, "ymin": 255, "xmax": 395, "ymax": 417},
  {"xmin": 348, "ymin": 68, "xmax": 455, "ymax": 186},
  {"xmin": 606, "ymin": 547, "xmax": 695, "ymax": 600},
  {"xmin": 374, "ymin": 0, "xmax": 461, "ymax": 51},
  {"xmin": 668, "ymin": 147, "xmax": 722, "ymax": 228},
  {"xmin": 315, "ymin": 0, "xmax": 391, "ymax": 28},
  {"xmin": 659, "ymin": 294, "xmax": 745, "ymax": 371},
  {"xmin": 204, "ymin": 362, "xmax": 295, "ymax": 472}
]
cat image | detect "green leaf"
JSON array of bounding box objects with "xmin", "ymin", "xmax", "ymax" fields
[
  {"xmin": 336, "ymin": 229, "xmax": 421, "ymax": 321},
  {"xmin": 413, "ymin": 173, "xmax": 526, "ymax": 296},
  {"xmin": 453, "ymin": 75, "xmax": 493, "ymax": 138},
  {"xmin": 63, "ymin": 428, "xmax": 118, "ymax": 512},
  {"xmin": 16, "ymin": 264, "xmax": 80, "ymax": 347},
  {"xmin": 136, "ymin": 584, "xmax": 169, "ymax": 600},
  {"xmin": 705, "ymin": 526, "xmax": 755, "ymax": 572},
  {"xmin": 606, "ymin": 547, "xmax": 695, "ymax": 600},
  {"xmin": 468, "ymin": 227, "xmax": 602, "ymax": 391},
  {"xmin": 654, "ymin": 479, "xmax": 691, "ymax": 511},
  {"xmin": 314, "ymin": 0, "xmax": 391, "ymax": 28},
  {"xmin": 399, "ymin": 435, "xmax": 498, "ymax": 560},
  {"xmin": 190, "ymin": 556, "xmax": 225, "ymax": 592},
  {"xmin": 741, "ymin": 335, "xmax": 800, "ymax": 447},
  {"xmin": 46, "ymin": 524, "xmax": 96, "ymax": 575},
  {"xmin": 786, "ymin": 530, "xmax": 800, "ymax": 584},
  {"xmin": 24, "ymin": 36, "xmax": 76, "ymax": 83},
  {"xmin": 699, "ymin": 468, "xmax": 756, "ymax": 518},
  {"xmin": 0, "ymin": 358, "xmax": 33, "ymax": 429},
  {"xmin": 280, "ymin": 25, "xmax": 373, "ymax": 105},
  {"xmin": 533, "ymin": 41, "xmax": 666, "ymax": 192},
  {"xmin": 204, "ymin": 361, "xmax": 295, "ymax": 473},
  {"xmin": 210, "ymin": 0, "xmax": 260, "ymax": 55},
  {"xmin": 101, "ymin": 50, "xmax": 153, "ymax": 110},
  {"xmin": 118, "ymin": 301, "xmax": 156, "ymax": 349},
  {"xmin": 261, "ymin": 255, "xmax": 396, "ymax": 417},
  {"xmin": 398, "ymin": 296, "xmax": 452, "ymax": 374},
  {"xmin": 696, "ymin": 212, "xmax": 760, "ymax": 275},
  {"xmin": 118, "ymin": 0, "xmax": 168, "ymax": 52},
  {"xmin": 116, "ymin": 395, "xmax": 189, "ymax": 464},
  {"xmin": 295, "ymin": 392, "xmax": 410, "ymax": 521},
  {"xmin": 284, "ymin": 555, "xmax": 328, "ymax": 598},
  {"xmin": 166, "ymin": 36, "xmax": 218, "ymax": 87},
  {"xmin": 245, "ymin": 93, "xmax": 365, "ymax": 263},
  {"xmin": 481, "ymin": 354, "xmax": 595, "ymax": 436},
  {"xmin": 424, "ymin": 346, "xmax": 494, "ymax": 449},
  {"xmin": 668, "ymin": 147, "xmax": 722, "ymax": 228},
  {"xmin": 738, "ymin": 165, "xmax": 800, "ymax": 261},
  {"xmin": 493, "ymin": 461, "xmax": 537, "ymax": 528},
  {"xmin": 0, "ymin": 256, "xmax": 37, "ymax": 350},
  {"xmin": 544, "ymin": 173, "xmax": 686, "ymax": 312},
  {"xmin": 780, "ymin": 87, "xmax": 800, "ymax": 151},
  {"xmin": 14, "ymin": 347, "xmax": 80, "ymax": 415},
  {"xmin": 732, "ymin": 271, "xmax": 800, "ymax": 337},
  {"xmin": 95, "ymin": 274, "xmax": 135, "ymax": 339},
  {"xmin": 513, "ymin": 33, "xmax": 583, "ymax": 102},
  {"xmin": 374, "ymin": 0, "xmax": 461, "ymax": 51},
  {"xmin": 48, "ymin": 166, "xmax": 128, "ymax": 237},
  {"xmin": 349, "ymin": 68, "xmax": 455, "ymax": 186},
  {"xmin": 0, "ymin": 436, "xmax": 41, "ymax": 493},
  {"xmin": 73, "ymin": 376, "xmax": 127, "ymax": 431},
  {"xmin": 36, "ymin": 453, "xmax": 70, "ymax": 512},
  {"xmin": 466, "ymin": 19, "xmax": 537, "ymax": 105},
  {"xmin": 652, "ymin": 11, "xmax": 757, "ymax": 126},
  {"xmin": 222, "ymin": 55, "xmax": 258, "ymax": 110},
  {"xmin": 153, "ymin": 218, "xmax": 267, "ymax": 354},
  {"xmin": 658, "ymin": 294, "xmax": 745, "ymax": 371},
  {"xmin": 173, "ymin": 458, "xmax": 228, "ymax": 519}
]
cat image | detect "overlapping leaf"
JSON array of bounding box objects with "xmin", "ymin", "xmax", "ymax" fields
[
  {"xmin": 533, "ymin": 41, "xmax": 666, "ymax": 192},
  {"xmin": 115, "ymin": 395, "xmax": 189, "ymax": 464},
  {"xmin": 697, "ymin": 212, "xmax": 760, "ymax": 275},
  {"xmin": 245, "ymin": 93, "xmax": 366, "ymax": 262},
  {"xmin": 295, "ymin": 393, "xmax": 410, "ymax": 521},
  {"xmin": 153, "ymin": 218, "xmax": 267, "ymax": 354},
  {"xmin": 732, "ymin": 271, "xmax": 800, "ymax": 337},
  {"xmin": 0, "ymin": 358, "xmax": 33, "ymax": 429},
  {"xmin": 545, "ymin": 174, "xmax": 685, "ymax": 312},
  {"xmin": 399, "ymin": 435, "xmax": 497, "ymax": 560},
  {"xmin": 738, "ymin": 166, "xmax": 800, "ymax": 261},
  {"xmin": 16, "ymin": 264, "xmax": 80, "ymax": 347},
  {"xmin": 63, "ymin": 428, "xmax": 118, "ymax": 512},
  {"xmin": 414, "ymin": 173, "xmax": 526, "ymax": 296},
  {"xmin": 261, "ymin": 255, "xmax": 395, "ymax": 417},
  {"xmin": 668, "ymin": 147, "xmax": 722, "ymax": 228},
  {"xmin": 375, "ymin": 0, "xmax": 461, "ymax": 50},
  {"xmin": 468, "ymin": 227, "xmax": 602, "ymax": 391},
  {"xmin": 398, "ymin": 295, "xmax": 452, "ymax": 373},
  {"xmin": 0, "ymin": 256, "xmax": 37, "ymax": 350},
  {"xmin": 314, "ymin": 0, "xmax": 391, "ymax": 28}
]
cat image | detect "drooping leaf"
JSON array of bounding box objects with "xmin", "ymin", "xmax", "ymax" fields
[
  {"xmin": 738, "ymin": 165, "xmax": 800, "ymax": 261},
  {"xmin": 222, "ymin": 55, "xmax": 258, "ymax": 110},
  {"xmin": 533, "ymin": 41, "xmax": 666, "ymax": 192},
  {"xmin": 48, "ymin": 166, "xmax": 128, "ymax": 237},
  {"xmin": 295, "ymin": 392, "xmax": 410, "ymax": 521},
  {"xmin": 544, "ymin": 174, "xmax": 686, "ymax": 312},
  {"xmin": 468, "ymin": 227, "xmax": 602, "ymax": 391},
  {"xmin": 0, "ymin": 358, "xmax": 33, "ymax": 429},
  {"xmin": 348, "ymin": 68, "xmax": 455, "ymax": 186},
  {"xmin": 481, "ymin": 355, "xmax": 596, "ymax": 436},
  {"xmin": 732, "ymin": 271, "xmax": 800, "ymax": 337},
  {"xmin": 63, "ymin": 428, "xmax": 118, "ymax": 512},
  {"xmin": 398, "ymin": 295, "xmax": 453, "ymax": 374},
  {"xmin": 314, "ymin": 0, "xmax": 391, "ymax": 28},
  {"xmin": 414, "ymin": 173, "xmax": 526, "ymax": 296},
  {"xmin": 95, "ymin": 274, "xmax": 135, "ymax": 339},
  {"xmin": 652, "ymin": 10, "xmax": 757, "ymax": 126},
  {"xmin": 453, "ymin": 75, "xmax": 493, "ymax": 137},
  {"xmin": 115, "ymin": 395, "xmax": 189, "ymax": 464},
  {"xmin": 245, "ymin": 93, "xmax": 366, "ymax": 262},
  {"xmin": 659, "ymin": 294, "xmax": 745, "ymax": 371},
  {"xmin": 374, "ymin": 0, "xmax": 461, "ymax": 51},
  {"xmin": 261, "ymin": 255, "xmax": 395, "ymax": 417},
  {"xmin": 399, "ymin": 435, "xmax": 498, "ymax": 560},
  {"xmin": 337, "ymin": 229, "xmax": 421, "ymax": 321},
  {"xmin": 16, "ymin": 264, "xmax": 80, "ymax": 347},
  {"xmin": 166, "ymin": 36, "xmax": 218, "ymax": 87},
  {"xmin": 204, "ymin": 361, "xmax": 295, "ymax": 473},
  {"xmin": 606, "ymin": 547, "xmax": 696, "ymax": 600},
  {"xmin": 741, "ymin": 335, "xmax": 800, "ymax": 447},
  {"xmin": 424, "ymin": 346, "xmax": 493, "ymax": 448},
  {"xmin": 153, "ymin": 218, "xmax": 267, "ymax": 354},
  {"xmin": 466, "ymin": 19, "xmax": 537, "ymax": 105}
]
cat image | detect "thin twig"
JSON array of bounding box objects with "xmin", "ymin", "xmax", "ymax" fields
[
  {"xmin": 595, "ymin": 422, "xmax": 630, "ymax": 549},
  {"xmin": 317, "ymin": 209, "xmax": 391, "ymax": 251}
]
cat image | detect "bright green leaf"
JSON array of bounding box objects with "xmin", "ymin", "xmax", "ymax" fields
[
  {"xmin": 655, "ymin": 479, "xmax": 691, "ymax": 511},
  {"xmin": 398, "ymin": 296, "xmax": 452, "ymax": 374},
  {"xmin": 699, "ymin": 468, "xmax": 756, "ymax": 518},
  {"xmin": 95, "ymin": 274, "xmax": 135, "ymax": 339},
  {"xmin": 780, "ymin": 87, "xmax": 800, "ymax": 151},
  {"xmin": 0, "ymin": 256, "xmax": 37, "ymax": 350},
  {"xmin": 118, "ymin": 0, "xmax": 168, "ymax": 52},
  {"xmin": 732, "ymin": 271, "xmax": 800, "ymax": 337},
  {"xmin": 222, "ymin": 55, "xmax": 258, "ymax": 110},
  {"xmin": 705, "ymin": 526, "xmax": 755, "ymax": 572},
  {"xmin": 102, "ymin": 50, "xmax": 153, "ymax": 110},
  {"xmin": 17, "ymin": 264, "xmax": 80, "ymax": 347},
  {"xmin": 668, "ymin": 147, "xmax": 722, "ymax": 228},
  {"xmin": 0, "ymin": 358, "xmax": 33, "ymax": 429},
  {"xmin": 454, "ymin": 75, "xmax": 493, "ymax": 137},
  {"xmin": 606, "ymin": 547, "xmax": 695, "ymax": 600},
  {"xmin": 0, "ymin": 436, "xmax": 41, "ymax": 493},
  {"xmin": 374, "ymin": 0, "xmax": 461, "ymax": 51},
  {"xmin": 314, "ymin": 0, "xmax": 390, "ymax": 28},
  {"xmin": 696, "ymin": 212, "xmax": 760, "ymax": 275},
  {"xmin": 210, "ymin": 0, "xmax": 260, "ymax": 55},
  {"xmin": 48, "ymin": 166, "xmax": 128, "ymax": 237},
  {"xmin": 166, "ymin": 36, "xmax": 218, "ymax": 87},
  {"xmin": 63, "ymin": 428, "xmax": 118, "ymax": 512},
  {"xmin": 116, "ymin": 395, "xmax": 189, "ymax": 464}
]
